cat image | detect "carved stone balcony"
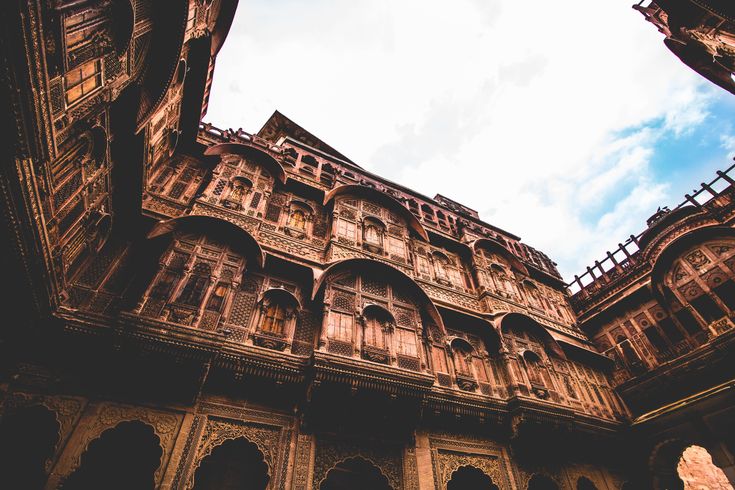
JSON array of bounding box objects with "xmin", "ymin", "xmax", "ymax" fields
[
  {"xmin": 251, "ymin": 330, "xmax": 289, "ymax": 351},
  {"xmin": 455, "ymin": 373, "xmax": 478, "ymax": 392},
  {"xmin": 361, "ymin": 344, "xmax": 390, "ymax": 364}
]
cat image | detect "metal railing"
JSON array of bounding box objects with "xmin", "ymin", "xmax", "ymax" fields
[{"xmin": 568, "ymin": 163, "xmax": 735, "ymax": 297}]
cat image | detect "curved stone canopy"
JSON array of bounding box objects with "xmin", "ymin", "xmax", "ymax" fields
[
  {"xmin": 497, "ymin": 312, "xmax": 567, "ymax": 359},
  {"xmin": 638, "ymin": 205, "xmax": 701, "ymax": 253},
  {"xmin": 312, "ymin": 257, "xmax": 445, "ymax": 333},
  {"xmin": 204, "ymin": 142, "xmax": 287, "ymax": 184},
  {"xmin": 324, "ymin": 184, "xmax": 430, "ymax": 241},
  {"xmin": 471, "ymin": 238, "xmax": 528, "ymax": 275},
  {"xmin": 146, "ymin": 215, "xmax": 266, "ymax": 268}
]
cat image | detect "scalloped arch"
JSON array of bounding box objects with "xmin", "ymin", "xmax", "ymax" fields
[
  {"xmin": 318, "ymin": 456, "xmax": 393, "ymax": 490},
  {"xmin": 187, "ymin": 435, "xmax": 270, "ymax": 490}
]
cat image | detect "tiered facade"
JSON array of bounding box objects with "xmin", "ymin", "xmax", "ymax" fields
[{"xmin": 0, "ymin": 1, "xmax": 732, "ymax": 489}]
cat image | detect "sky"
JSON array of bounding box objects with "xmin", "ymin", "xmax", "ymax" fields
[{"xmin": 206, "ymin": 0, "xmax": 735, "ymax": 282}]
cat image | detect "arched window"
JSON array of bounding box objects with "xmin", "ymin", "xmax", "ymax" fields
[
  {"xmin": 523, "ymin": 281, "xmax": 542, "ymax": 309},
  {"xmin": 286, "ymin": 201, "xmax": 313, "ymax": 233},
  {"xmin": 261, "ymin": 302, "xmax": 287, "ymax": 335},
  {"xmin": 363, "ymin": 306, "xmax": 393, "ymax": 349},
  {"xmin": 364, "ymin": 315, "xmax": 386, "ymax": 348},
  {"xmin": 363, "ymin": 218, "xmax": 385, "ymax": 250},
  {"xmin": 251, "ymin": 289, "xmax": 300, "ymax": 350},
  {"xmin": 288, "ymin": 209, "xmax": 306, "ymax": 230},
  {"xmin": 177, "ymin": 262, "xmax": 211, "ymax": 306},
  {"xmin": 421, "ymin": 204, "xmax": 435, "ymax": 222},
  {"xmin": 433, "ymin": 252, "xmax": 450, "ymax": 282},
  {"xmin": 616, "ymin": 335, "xmax": 642, "ymax": 369},
  {"xmin": 528, "ymin": 474, "xmax": 560, "ymax": 490},
  {"xmin": 224, "ymin": 177, "xmax": 252, "ymax": 209},
  {"xmin": 205, "ymin": 282, "xmax": 228, "ymax": 312},
  {"xmin": 447, "ymin": 465, "xmax": 499, "ymax": 490},
  {"xmin": 450, "ymin": 338, "xmax": 474, "ymax": 377},
  {"xmin": 522, "ymin": 350, "xmax": 545, "ymax": 387},
  {"xmin": 364, "ymin": 224, "xmax": 382, "ymax": 245},
  {"xmin": 150, "ymin": 269, "xmax": 180, "ymax": 299},
  {"xmin": 192, "ymin": 437, "xmax": 269, "ymax": 490},
  {"xmin": 490, "ymin": 264, "xmax": 515, "ymax": 298}
]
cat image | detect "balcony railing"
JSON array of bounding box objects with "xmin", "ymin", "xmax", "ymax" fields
[{"xmin": 568, "ymin": 164, "xmax": 735, "ymax": 304}]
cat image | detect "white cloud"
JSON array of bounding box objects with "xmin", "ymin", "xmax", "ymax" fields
[{"xmin": 206, "ymin": 0, "xmax": 728, "ymax": 281}]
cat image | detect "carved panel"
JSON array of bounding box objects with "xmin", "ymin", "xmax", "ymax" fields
[
  {"xmin": 403, "ymin": 446, "xmax": 419, "ymax": 490},
  {"xmin": 292, "ymin": 434, "xmax": 313, "ymax": 490}
]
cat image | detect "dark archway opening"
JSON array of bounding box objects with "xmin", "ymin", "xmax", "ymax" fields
[
  {"xmin": 577, "ymin": 476, "xmax": 597, "ymax": 490},
  {"xmin": 0, "ymin": 405, "xmax": 60, "ymax": 490},
  {"xmin": 62, "ymin": 421, "xmax": 162, "ymax": 490},
  {"xmin": 320, "ymin": 457, "xmax": 392, "ymax": 490},
  {"xmin": 193, "ymin": 437, "xmax": 269, "ymax": 490},
  {"xmin": 528, "ymin": 474, "xmax": 560, "ymax": 490},
  {"xmin": 447, "ymin": 465, "xmax": 499, "ymax": 490}
]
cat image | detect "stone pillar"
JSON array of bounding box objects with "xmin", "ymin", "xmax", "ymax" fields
[
  {"xmin": 414, "ymin": 430, "xmax": 436, "ymax": 490},
  {"xmin": 159, "ymin": 412, "xmax": 197, "ymax": 490},
  {"xmin": 499, "ymin": 351, "xmax": 522, "ymax": 396},
  {"xmin": 291, "ymin": 431, "xmax": 315, "ymax": 490}
]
